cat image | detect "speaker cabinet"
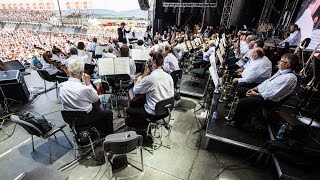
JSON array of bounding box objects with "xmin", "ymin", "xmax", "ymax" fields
[
  {"xmin": 138, "ymin": 0, "xmax": 150, "ymax": 11},
  {"xmin": 0, "ymin": 71, "xmax": 30, "ymax": 102}
]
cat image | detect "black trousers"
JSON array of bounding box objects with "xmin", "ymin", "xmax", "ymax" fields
[
  {"xmin": 233, "ymin": 96, "xmax": 264, "ymax": 125},
  {"xmin": 88, "ymin": 109, "xmax": 114, "ymax": 135},
  {"xmin": 235, "ymin": 82, "xmax": 259, "ymax": 98},
  {"xmin": 193, "ymin": 59, "xmax": 209, "ymax": 68},
  {"xmin": 125, "ymin": 106, "xmax": 150, "ymax": 128}
]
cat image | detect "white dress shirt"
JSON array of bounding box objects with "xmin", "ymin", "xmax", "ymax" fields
[
  {"xmin": 238, "ymin": 56, "xmax": 272, "ymax": 84},
  {"xmin": 240, "ymin": 41, "xmax": 249, "ymax": 55},
  {"xmin": 203, "ymin": 46, "xmax": 215, "ymax": 62},
  {"xmin": 257, "ymin": 69, "xmax": 297, "ymax": 102},
  {"xmin": 78, "ymin": 49, "xmax": 90, "ymax": 64},
  {"xmin": 236, "ymin": 49, "xmax": 252, "ymax": 67},
  {"xmin": 102, "ymin": 52, "xmax": 117, "ymax": 59},
  {"xmin": 63, "ymin": 55, "xmax": 78, "ymax": 66},
  {"xmin": 87, "ymin": 42, "xmax": 97, "ymax": 52},
  {"xmin": 59, "ymin": 77, "xmax": 99, "ymax": 113},
  {"xmin": 133, "ymin": 69, "xmax": 174, "ymax": 115},
  {"xmin": 42, "ymin": 60, "xmax": 59, "ymax": 75},
  {"xmin": 163, "ymin": 53, "xmax": 180, "ymax": 74},
  {"xmin": 279, "ymin": 30, "xmax": 301, "ymax": 46}
]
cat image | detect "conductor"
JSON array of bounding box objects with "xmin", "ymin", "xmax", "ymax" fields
[{"xmin": 117, "ymin": 22, "xmax": 131, "ymax": 43}]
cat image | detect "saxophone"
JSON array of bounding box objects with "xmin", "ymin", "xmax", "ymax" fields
[{"xmin": 225, "ymin": 92, "xmax": 239, "ymax": 121}]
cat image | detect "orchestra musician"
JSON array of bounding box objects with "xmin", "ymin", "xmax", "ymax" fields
[
  {"xmin": 59, "ymin": 58, "xmax": 114, "ymax": 135},
  {"xmin": 233, "ymin": 48, "xmax": 272, "ymax": 93},
  {"xmin": 125, "ymin": 52, "xmax": 174, "ymax": 128},
  {"xmin": 63, "ymin": 47, "xmax": 78, "ymax": 66},
  {"xmin": 87, "ymin": 37, "xmax": 98, "ymax": 52},
  {"xmin": 228, "ymin": 53, "xmax": 299, "ymax": 128},
  {"xmin": 279, "ymin": 24, "xmax": 301, "ymax": 47},
  {"xmin": 42, "ymin": 51, "xmax": 67, "ymax": 79},
  {"xmin": 193, "ymin": 40, "xmax": 215, "ymax": 68},
  {"xmin": 77, "ymin": 41, "xmax": 91, "ymax": 64},
  {"xmin": 162, "ymin": 45, "xmax": 180, "ymax": 74}
]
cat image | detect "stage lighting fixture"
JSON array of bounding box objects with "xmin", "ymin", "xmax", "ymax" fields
[
  {"xmin": 190, "ymin": 8, "xmax": 194, "ymax": 13},
  {"xmin": 164, "ymin": 7, "xmax": 168, "ymax": 13},
  {"xmin": 182, "ymin": 7, "xmax": 185, "ymax": 13},
  {"xmin": 173, "ymin": 7, "xmax": 176, "ymax": 13}
]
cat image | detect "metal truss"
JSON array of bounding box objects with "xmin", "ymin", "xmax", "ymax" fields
[
  {"xmin": 276, "ymin": 0, "xmax": 299, "ymax": 31},
  {"xmin": 162, "ymin": 2, "xmax": 217, "ymax": 8},
  {"xmin": 219, "ymin": 0, "xmax": 235, "ymax": 29},
  {"xmin": 258, "ymin": 0, "xmax": 276, "ymax": 24}
]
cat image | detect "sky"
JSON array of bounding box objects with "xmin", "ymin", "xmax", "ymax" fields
[{"xmin": 1, "ymin": 0, "xmax": 141, "ymax": 11}]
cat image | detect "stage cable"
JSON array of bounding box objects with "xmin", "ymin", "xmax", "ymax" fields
[{"xmin": 212, "ymin": 142, "xmax": 268, "ymax": 180}]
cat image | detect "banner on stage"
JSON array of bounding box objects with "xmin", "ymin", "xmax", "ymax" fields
[{"xmin": 296, "ymin": 0, "xmax": 320, "ymax": 49}]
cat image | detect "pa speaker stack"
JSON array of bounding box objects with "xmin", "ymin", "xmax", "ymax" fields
[{"xmin": 138, "ymin": 0, "xmax": 150, "ymax": 11}]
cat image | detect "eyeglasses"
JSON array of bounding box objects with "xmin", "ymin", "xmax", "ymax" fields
[{"xmin": 279, "ymin": 60, "xmax": 289, "ymax": 64}]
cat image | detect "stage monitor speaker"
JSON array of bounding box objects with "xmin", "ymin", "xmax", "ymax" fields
[
  {"xmin": 138, "ymin": 0, "xmax": 150, "ymax": 11},
  {"xmin": 0, "ymin": 70, "xmax": 30, "ymax": 102},
  {"xmin": 154, "ymin": 0, "xmax": 163, "ymax": 19},
  {"xmin": 5, "ymin": 60, "xmax": 26, "ymax": 72},
  {"xmin": 153, "ymin": 19, "xmax": 163, "ymax": 36}
]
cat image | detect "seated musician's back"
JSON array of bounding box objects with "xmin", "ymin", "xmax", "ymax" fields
[
  {"xmin": 126, "ymin": 52, "xmax": 174, "ymax": 127},
  {"xmin": 59, "ymin": 58, "xmax": 113, "ymax": 135}
]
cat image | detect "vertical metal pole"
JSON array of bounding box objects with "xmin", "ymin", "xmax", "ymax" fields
[
  {"xmin": 56, "ymin": 0, "xmax": 64, "ymax": 26},
  {"xmin": 202, "ymin": 0, "xmax": 208, "ymax": 28},
  {"xmin": 177, "ymin": 0, "xmax": 182, "ymax": 26}
]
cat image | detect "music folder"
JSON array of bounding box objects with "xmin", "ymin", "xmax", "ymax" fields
[
  {"xmin": 98, "ymin": 57, "xmax": 130, "ymax": 76},
  {"xmin": 131, "ymin": 49, "xmax": 150, "ymax": 61}
]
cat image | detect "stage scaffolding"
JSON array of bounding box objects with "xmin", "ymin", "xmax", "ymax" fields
[
  {"xmin": 258, "ymin": 0, "xmax": 276, "ymax": 24},
  {"xmin": 219, "ymin": 0, "xmax": 235, "ymax": 29}
]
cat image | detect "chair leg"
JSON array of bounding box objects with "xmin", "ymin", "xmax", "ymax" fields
[
  {"xmin": 31, "ymin": 135, "xmax": 35, "ymax": 151},
  {"xmin": 44, "ymin": 80, "xmax": 47, "ymax": 93},
  {"xmin": 140, "ymin": 146, "xmax": 144, "ymax": 172},
  {"xmin": 60, "ymin": 130, "xmax": 73, "ymax": 148},
  {"xmin": 55, "ymin": 82, "xmax": 58, "ymax": 98},
  {"xmin": 88, "ymin": 137, "xmax": 96, "ymax": 157},
  {"xmin": 48, "ymin": 138, "xmax": 52, "ymax": 163}
]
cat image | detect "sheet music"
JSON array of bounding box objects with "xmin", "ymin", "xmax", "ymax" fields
[
  {"xmin": 141, "ymin": 50, "xmax": 151, "ymax": 61},
  {"xmin": 95, "ymin": 45, "xmax": 108, "ymax": 55},
  {"xmin": 209, "ymin": 66, "xmax": 219, "ymax": 88},
  {"xmin": 131, "ymin": 49, "xmax": 150, "ymax": 61},
  {"xmin": 114, "ymin": 57, "xmax": 130, "ymax": 74},
  {"xmin": 131, "ymin": 49, "xmax": 142, "ymax": 60},
  {"xmin": 98, "ymin": 58, "xmax": 114, "ymax": 76}
]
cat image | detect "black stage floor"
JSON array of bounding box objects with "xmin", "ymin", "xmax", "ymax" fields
[
  {"xmin": 180, "ymin": 74, "xmax": 207, "ymax": 99},
  {"xmin": 205, "ymin": 95, "xmax": 268, "ymax": 151}
]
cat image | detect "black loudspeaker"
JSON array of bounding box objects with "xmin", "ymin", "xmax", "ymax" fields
[
  {"xmin": 153, "ymin": 19, "xmax": 163, "ymax": 35},
  {"xmin": 138, "ymin": 0, "xmax": 150, "ymax": 11},
  {"xmin": 0, "ymin": 70, "xmax": 30, "ymax": 102},
  {"xmin": 5, "ymin": 60, "xmax": 26, "ymax": 72},
  {"xmin": 154, "ymin": 0, "xmax": 163, "ymax": 19}
]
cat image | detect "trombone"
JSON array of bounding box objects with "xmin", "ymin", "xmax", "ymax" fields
[{"xmin": 299, "ymin": 43, "xmax": 320, "ymax": 78}]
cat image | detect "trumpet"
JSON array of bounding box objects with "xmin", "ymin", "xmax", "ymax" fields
[
  {"xmin": 218, "ymin": 78, "xmax": 229, "ymax": 103},
  {"xmin": 225, "ymin": 92, "xmax": 239, "ymax": 121},
  {"xmin": 299, "ymin": 43, "xmax": 320, "ymax": 78}
]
